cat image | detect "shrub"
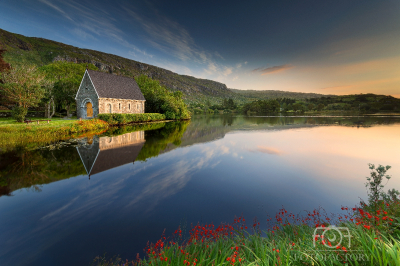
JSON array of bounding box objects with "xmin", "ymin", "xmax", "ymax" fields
[
  {"xmin": 135, "ymin": 75, "xmax": 191, "ymax": 120},
  {"xmin": 97, "ymin": 113, "xmax": 166, "ymax": 126},
  {"xmin": 12, "ymin": 106, "xmax": 28, "ymax": 122}
]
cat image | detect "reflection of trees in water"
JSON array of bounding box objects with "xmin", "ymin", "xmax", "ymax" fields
[
  {"xmin": 0, "ymin": 147, "xmax": 85, "ymax": 196},
  {"xmin": 137, "ymin": 121, "xmax": 190, "ymax": 161},
  {"xmin": 222, "ymin": 115, "xmax": 237, "ymax": 126}
]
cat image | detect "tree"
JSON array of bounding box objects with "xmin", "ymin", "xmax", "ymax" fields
[
  {"xmin": 53, "ymin": 78, "xmax": 78, "ymax": 117},
  {"xmin": 281, "ymin": 103, "xmax": 288, "ymax": 112},
  {"xmin": 135, "ymin": 75, "xmax": 190, "ymax": 119},
  {"xmin": 292, "ymin": 103, "xmax": 302, "ymax": 112},
  {"xmin": 39, "ymin": 62, "xmax": 97, "ymax": 117},
  {"xmin": 0, "ymin": 64, "xmax": 46, "ymax": 121},
  {"xmin": 317, "ymin": 103, "xmax": 325, "ymax": 111},
  {"xmin": 269, "ymin": 100, "xmax": 280, "ymax": 112},
  {"xmin": 222, "ymin": 98, "xmax": 237, "ymax": 110},
  {"xmin": 308, "ymin": 103, "xmax": 315, "ymax": 111}
]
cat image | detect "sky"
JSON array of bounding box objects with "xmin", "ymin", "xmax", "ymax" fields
[{"xmin": 0, "ymin": 0, "xmax": 399, "ymax": 96}]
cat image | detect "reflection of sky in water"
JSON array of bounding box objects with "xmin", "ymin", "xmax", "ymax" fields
[{"xmin": 0, "ymin": 123, "xmax": 399, "ymax": 266}]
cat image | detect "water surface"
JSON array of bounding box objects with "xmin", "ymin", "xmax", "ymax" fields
[{"xmin": 1, "ymin": 115, "xmax": 399, "ymax": 266}]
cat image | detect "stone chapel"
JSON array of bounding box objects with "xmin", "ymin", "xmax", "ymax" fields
[{"xmin": 75, "ymin": 69, "xmax": 146, "ymax": 119}]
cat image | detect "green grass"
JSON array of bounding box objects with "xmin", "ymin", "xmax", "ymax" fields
[
  {"xmin": 0, "ymin": 117, "xmax": 109, "ymax": 152},
  {"xmin": 0, "ymin": 116, "xmax": 76, "ymax": 125}
]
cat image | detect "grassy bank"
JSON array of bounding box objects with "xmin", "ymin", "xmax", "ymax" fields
[
  {"xmin": 94, "ymin": 165, "xmax": 400, "ymax": 266},
  {"xmin": 0, "ymin": 117, "xmax": 109, "ymax": 152},
  {"xmin": 0, "ymin": 113, "xmax": 182, "ymax": 152}
]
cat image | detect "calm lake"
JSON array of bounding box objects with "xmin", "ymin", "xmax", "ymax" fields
[{"xmin": 1, "ymin": 115, "xmax": 400, "ymax": 266}]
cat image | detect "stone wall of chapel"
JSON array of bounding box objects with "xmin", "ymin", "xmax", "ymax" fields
[
  {"xmin": 99, "ymin": 98, "xmax": 145, "ymax": 114},
  {"xmin": 99, "ymin": 131, "xmax": 145, "ymax": 150},
  {"xmin": 76, "ymin": 72, "xmax": 99, "ymax": 119}
]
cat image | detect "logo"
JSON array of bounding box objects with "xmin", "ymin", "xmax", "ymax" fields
[{"xmin": 313, "ymin": 226, "xmax": 351, "ymax": 249}]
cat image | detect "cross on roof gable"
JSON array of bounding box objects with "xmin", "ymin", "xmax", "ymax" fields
[{"xmin": 87, "ymin": 70, "xmax": 145, "ymax": 100}]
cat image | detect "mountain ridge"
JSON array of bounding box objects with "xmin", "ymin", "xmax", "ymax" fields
[{"xmin": 0, "ymin": 28, "xmax": 332, "ymax": 104}]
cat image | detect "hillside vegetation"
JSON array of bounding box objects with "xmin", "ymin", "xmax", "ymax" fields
[
  {"xmin": 231, "ymin": 88, "xmax": 332, "ymax": 100},
  {"xmin": 0, "ymin": 28, "xmax": 331, "ymax": 106}
]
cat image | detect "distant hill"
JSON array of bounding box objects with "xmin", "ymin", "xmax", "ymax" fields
[
  {"xmin": 0, "ymin": 28, "xmax": 331, "ymax": 105},
  {"xmin": 231, "ymin": 89, "xmax": 332, "ymax": 100}
]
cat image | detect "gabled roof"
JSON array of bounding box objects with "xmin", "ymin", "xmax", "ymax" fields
[{"xmin": 87, "ymin": 69, "xmax": 145, "ymax": 100}]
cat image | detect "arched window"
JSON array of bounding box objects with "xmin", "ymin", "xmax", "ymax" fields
[
  {"xmin": 129, "ymin": 103, "xmax": 131, "ymax": 110},
  {"xmin": 119, "ymin": 103, "xmax": 121, "ymax": 110}
]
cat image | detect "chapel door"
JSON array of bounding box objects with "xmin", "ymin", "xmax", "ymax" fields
[
  {"xmin": 108, "ymin": 104, "xmax": 112, "ymax": 113},
  {"xmin": 86, "ymin": 102, "xmax": 93, "ymax": 117}
]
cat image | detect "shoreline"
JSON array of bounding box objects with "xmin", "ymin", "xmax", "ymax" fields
[{"xmin": 0, "ymin": 116, "xmax": 189, "ymax": 152}]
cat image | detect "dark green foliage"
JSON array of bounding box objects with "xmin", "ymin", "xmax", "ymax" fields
[
  {"xmin": 135, "ymin": 75, "xmax": 191, "ymax": 119},
  {"xmin": 242, "ymin": 99, "xmax": 280, "ymax": 113},
  {"xmin": 103, "ymin": 122, "xmax": 166, "ymax": 136},
  {"xmin": 316, "ymin": 103, "xmax": 325, "ymax": 111},
  {"xmin": 136, "ymin": 121, "xmax": 190, "ymax": 161},
  {"xmin": 222, "ymin": 98, "xmax": 237, "ymax": 109},
  {"xmin": 307, "ymin": 94, "xmax": 400, "ymax": 113},
  {"xmin": 292, "ymin": 102, "xmax": 304, "ymax": 113},
  {"xmin": 11, "ymin": 106, "xmax": 27, "ymax": 122},
  {"xmin": 39, "ymin": 62, "xmax": 98, "ymax": 114},
  {"xmin": 0, "ymin": 146, "xmax": 87, "ymax": 196},
  {"xmin": 97, "ymin": 113, "xmax": 166, "ymax": 125}
]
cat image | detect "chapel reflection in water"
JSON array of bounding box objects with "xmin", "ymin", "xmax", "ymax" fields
[{"xmin": 76, "ymin": 131, "xmax": 145, "ymax": 177}]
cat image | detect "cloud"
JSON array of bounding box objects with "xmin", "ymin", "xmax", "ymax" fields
[
  {"xmin": 69, "ymin": 28, "xmax": 96, "ymax": 40},
  {"xmin": 223, "ymin": 67, "xmax": 233, "ymax": 76},
  {"xmin": 124, "ymin": 7, "xmax": 209, "ymax": 63},
  {"xmin": 232, "ymin": 76, "xmax": 239, "ymax": 81},
  {"xmin": 38, "ymin": 0, "xmax": 73, "ymax": 21},
  {"xmin": 41, "ymin": 196, "xmax": 80, "ymax": 220},
  {"xmin": 236, "ymin": 63, "xmax": 242, "ymax": 69},
  {"xmin": 129, "ymin": 47, "xmax": 154, "ymax": 58},
  {"xmin": 204, "ymin": 62, "xmax": 218, "ymax": 74},
  {"xmin": 35, "ymin": 0, "xmax": 153, "ymax": 60},
  {"xmin": 214, "ymin": 51, "xmax": 224, "ymax": 59},
  {"xmin": 246, "ymin": 146, "xmax": 283, "ymax": 155},
  {"xmin": 252, "ymin": 64, "xmax": 294, "ymax": 75},
  {"xmin": 123, "ymin": 5, "xmax": 238, "ymax": 79}
]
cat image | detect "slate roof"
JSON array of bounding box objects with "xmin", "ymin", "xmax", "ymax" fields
[{"xmin": 87, "ymin": 69, "xmax": 145, "ymax": 100}]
